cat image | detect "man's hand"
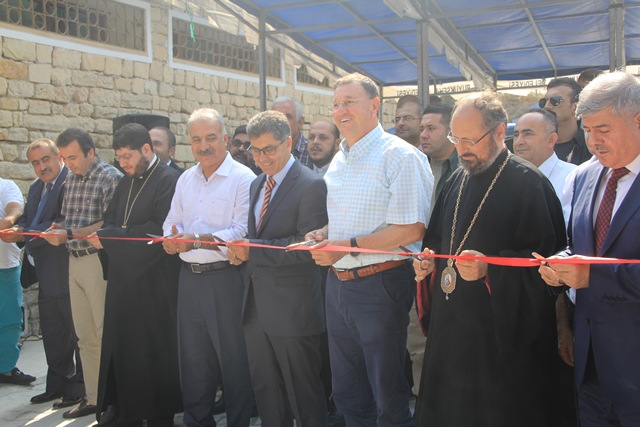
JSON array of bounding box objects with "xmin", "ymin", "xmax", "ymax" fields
[
  {"xmin": 535, "ymin": 253, "xmax": 590, "ymax": 289},
  {"xmin": 227, "ymin": 239, "xmax": 249, "ymax": 265},
  {"xmin": 0, "ymin": 218, "xmax": 14, "ymax": 231},
  {"xmin": 413, "ymin": 248, "xmax": 435, "ymax": 282},
  {"xmin": 41, "ymin": 226, "xmax": 68, "ymax": 246},
  {"xmin": 162, "ymin": 225, "xmax": 195, "ymax": 254},
  {"xmin": 309, "ymin": 239, "xmax": 349, "ymax": 266},
  {"xmin": 304, "ymin": 227, "xmax": 327, "ymax": 242},
  {"xmin": 87, "ymin": 231, "xmax": 103, "ymax": 249},
  {"xmin": 455, "ymin": 250, "xmax": 488, "ymax": 281},
  {"xmin": 0, "ymin": 226, "xmax": 24, "ymax": 243}
]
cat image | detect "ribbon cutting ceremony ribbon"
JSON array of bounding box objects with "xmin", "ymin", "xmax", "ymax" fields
[{"xmin": 2, "ymin": 229, "xmax": 640, "ymax": 266}]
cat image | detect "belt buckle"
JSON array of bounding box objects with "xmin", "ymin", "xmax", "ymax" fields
[{"xmin": 190, "ymin": 264, "xmax": 201, "ymax": 274}]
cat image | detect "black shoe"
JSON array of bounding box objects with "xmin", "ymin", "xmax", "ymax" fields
[
  {"xmin": 31, "ymin": 391, "xmax": 64, "ymax": 404},
  {"xmin": 97, "ymin": 405, "xmax": 118, "ymax": 426},
  {"xmin": 62, "ymin": 397, "xmax": 97, "ymax": 418},
  {"xmin": 53, "ymin": 395, "xmax": 83, "ymax": 409},
  {"xmin": 0, "ymin": 368, "xmax": 36, "ymax": 385},
  {"xmin": 212, "ymin": 395, "xmax": 225, "ymax": 415}
]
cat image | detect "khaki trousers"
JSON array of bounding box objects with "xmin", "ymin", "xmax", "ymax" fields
[{"xmin": 68, "ymin": 253, "xmax": 107, "ymax": 405}]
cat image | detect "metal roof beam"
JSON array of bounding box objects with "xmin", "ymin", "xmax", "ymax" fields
[
  {"xmin": 609, "ymin": 0, "xmax": 626, "ymax": 70},
  {"xmin": 263, "ymin": 0, "xmax": 347, "ymax": 12},
  {"xmin": 521, "ymin": 0, "xmax": 557, "ymax": 72},
  {"xmin": 315, "ymin": 30, "xmax": 416, "ymax": 43},
  {"xmin": 458, "ymin": 10, "xmax": 608, "ymax": 30},
  {"xmin": 428, "ymin": 0, "xmax": 591, "ymax": 20},
  {"xmin": 266, "ymin": 17, "xmax": 404, "ymax": 35}
]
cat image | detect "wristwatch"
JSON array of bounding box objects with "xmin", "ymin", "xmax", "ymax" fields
[
  {"xmin": 193, "ymin": 233, "xmax": 201, "ymax": 250},
  {"xmin": 350, "ymin": 237, "xmax": 360, "ymax": 257}
]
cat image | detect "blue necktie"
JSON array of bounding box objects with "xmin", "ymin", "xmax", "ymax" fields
[{"xmin": 32, "ymin": 183, "xmax": 53, "ymax": 226}]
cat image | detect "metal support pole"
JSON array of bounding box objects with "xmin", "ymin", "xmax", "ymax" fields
[
  {"xmin": 259, "ymin": 10, "xmax": 267, "ymax": 111},
  {"xmin": 609, "ymin": 0, "xmax": 626, "ymax": 71},
  {"xmin": 417, "ymin": 20, "xmax": 430, "ymax": 107}
]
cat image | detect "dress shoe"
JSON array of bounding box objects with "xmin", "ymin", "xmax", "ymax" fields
[
  {"xmin": 31, "ymin": 391, "xmax": 64, "ymax": 404},
  {"xmin": 212, "ymin": 395, "xmax": 225, "ymax": 415},
  {"xmin": 62, "ymin": 397, "xmax": 97, "ymax": 418},
  {"xmin": 0, "ymin": 367, "xmax": 36, "ymax": 385},
  {"xmin": 53, "ymin": 395, "xmax": 83, "ymax": 409},
  {"xmin": 97, "ymin": 405, "xmax": 118, "ymax": 426}
]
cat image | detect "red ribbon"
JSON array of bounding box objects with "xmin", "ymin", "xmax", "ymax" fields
[{"xmin": 2, "ymin": 230, "xmax": 639, "ymax": 266}]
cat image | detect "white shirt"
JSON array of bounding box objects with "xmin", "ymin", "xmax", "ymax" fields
[
  {"xmin": 312, "ymin": 163, "xmax": 330, "ymax": 177},
  {"xmin": 539, "ymin": 153, "xmax": 577, "ymax": 197},
  {"xmin": 592, "ymin": 152, "xmax": 640, "ymax": 227},
  {"xmin": 253, "ymin": 155, "xmax": 295, "ymax": 229},
  {"xmin": 0, "ymin": 179, "xmax": 24, "ymax": 269},
  {"xmin": 163, "ymin": 153, "xmax": 255, "ymax": 264}
]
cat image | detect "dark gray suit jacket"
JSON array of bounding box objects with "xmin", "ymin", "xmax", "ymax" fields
[
  {"xmin": 243, "ymin": 160, "xmax": 327, "ymax": 337},
  {"xmin": 18, "ymin": 166, "xmax": 69, "ymax": 296}
]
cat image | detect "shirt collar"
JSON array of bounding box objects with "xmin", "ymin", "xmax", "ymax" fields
[
  {"xmin": 269, "ymin": 155, "xmax": 295, "ymax": 185},
  {"xmin": 196, "ymin": 152, "xmax": 233, "ymax": 180},
  {"xmin": 80, "ymin": 156, "xmax": 102, "ymax": 180},
  {"xmin": 625, "ymin": 151, "xmax": 640, "ymax": 176},
  {"xmin": 339, "ymin": 123, "xmax": 383, "ymax": 160},
  {"xmin": 538, "ymin": 152, "xmax": 559, "ymax": 176}
]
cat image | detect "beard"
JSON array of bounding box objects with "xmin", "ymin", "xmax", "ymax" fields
[
  {"xmin": 232, "ymin": 151, "xmax": 249, "ymax": 166},
  {"xmin": 459, "ymin": 138, "xmax": 501, "ymax": 175},
  {"xmin": 130, "ymin": 156, "xmax": 151, "ymax": 178}
]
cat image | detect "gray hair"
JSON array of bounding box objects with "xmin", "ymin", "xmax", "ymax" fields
[
  {"xmin": 187, "ymin": 108, "xmax": 227, "ymax": 136},
  {"xmin": 524, "ymin": 108, "xmax": 558, "ymax": 135},
  {"xmin": 270, "ymin": 97, "xmax": 304, "ymax": 121},
  {"xmin": 247, "ymin": 111, "xmax": 291, "ymax": 142},
  {"xmin": 576, "ymin": 72, "xmax": 640, "ymax": 119},
  {"xmin": 453, "ymin": 90, "xmax": 508, "ymax": 131},
  {"xmin": 334, "ymin": 72, "xmax": 379, "ymax": 99}
]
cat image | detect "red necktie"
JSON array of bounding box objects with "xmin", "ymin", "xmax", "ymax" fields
[
  {"xmin": 594, "ymin": 167, "xmax": 629, "ymax": 254},
  {"xmin": 257, "ymin": 176, "xmax": 276, "ymax": 231}
]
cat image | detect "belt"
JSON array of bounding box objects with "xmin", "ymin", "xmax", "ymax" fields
[
  {"xmin": 183, "ymin": 261, "xmax": 230, "ymax": 273},
  {"xmin": 69, "ymin": 247, "xmax": 99, "ymax": 258},
  {"xmin": 332, "ymin": 260, "xmax": 405, "ymax": 281}
]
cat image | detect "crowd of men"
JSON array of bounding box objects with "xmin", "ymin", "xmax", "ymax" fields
[{"xmin": 0, "ymin": 67, "xmax": 638, "ymax": 427}]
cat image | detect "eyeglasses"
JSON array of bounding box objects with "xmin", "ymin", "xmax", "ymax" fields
[
  {"xmin": 538, "ymin": 96, "xmax": 564, "ymax": 108},
  {"xmin": 115, "ymin": 151, "xmax": 138, "ymax": 162},
  {"xmin": 231, "ymin": 139, "xmax": 251, "ymax": 149},
  {"xmin": 394, "ymin": 115, "xmax": 418, "ymax": 124},
  {"xmin": 248, "ymin": 139, "xmax": 286, "ymax": 157},
  {"xmin": 330, "ymin": 98, "xmax": 367, "ymax": 112},
  {"xmin": 447, "ymin": 126, "xmax": 497, "ymax": 146}
]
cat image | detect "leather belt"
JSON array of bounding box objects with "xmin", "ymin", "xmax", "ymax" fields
[
  {"xmin": 69, "ymin": 247, "xmax": 99, "ymax": 258},
  {"xmin": 183, "ymin": 261, "xmax": 230, "ymax": 273},
  {"xmin": 332, "ymin": 260, "xmax": 405, "ymax": 281}
]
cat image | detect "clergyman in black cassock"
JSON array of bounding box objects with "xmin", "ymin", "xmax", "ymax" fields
[{"xmin": 90, "ymin": 124, "xmax": 182, "ymax": 427}]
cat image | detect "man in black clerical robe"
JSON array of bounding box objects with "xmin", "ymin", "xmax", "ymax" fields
[
  {"xmin": 414, "ymin": 91, "xmax": 566, "ymax": 427},
  {"xmin": 88, "ymin": 123, "xmax": 182, "ymax": 427}
]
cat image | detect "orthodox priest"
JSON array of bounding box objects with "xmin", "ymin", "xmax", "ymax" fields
[
  {"xmin": 87, "ymin": 123, "xmax": 182, "ymax": 427},
  {"xmin": 413, "ymin": 91, "xmax": 566, "ymax": 427}
]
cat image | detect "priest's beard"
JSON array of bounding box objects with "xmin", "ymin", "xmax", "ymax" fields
[
  {"xmin": 130, "ymin": 156, "xmax": 151, "ymax": 178},
  {"xmin": 459, "ymin": 138, "xmax": 501, "ymax": 175}
]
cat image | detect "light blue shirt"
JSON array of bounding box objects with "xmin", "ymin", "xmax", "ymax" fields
[
  {"xmin": 253, "ymin": 155, "xmax": 296, "ymax": 229},
  {"xmin": 324, "ymin": 124, "xmax": 434, "ymax": 269}
]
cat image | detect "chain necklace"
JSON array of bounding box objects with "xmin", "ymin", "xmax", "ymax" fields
[
  {"xmin": 122, "ymin": 160, "xmax": 160, "ymax": 228},
  {"xmin": 441, "ymin": 153, "xmax": 510, "ymax": 300}
]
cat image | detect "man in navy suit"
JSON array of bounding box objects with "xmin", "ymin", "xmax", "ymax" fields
[
  {"xmin": 227, "ymin": 110, "xmax": 328, "ymax": 427},
  {"xmin": 539, "ymin": 72, "xmax": 640, "ymax": 426},
  {"xmin": 1, "ymin": 139, "xmax": 83, "ymax": 407}
]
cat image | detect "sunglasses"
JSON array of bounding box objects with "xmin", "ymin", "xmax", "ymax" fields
[
  {"xmin": 538, "ymin": 96, "xmax": 564, "ymax": 108},
  {"xmin": 231, "ymin": 139, "xmax": 251, "ymax": 149}
]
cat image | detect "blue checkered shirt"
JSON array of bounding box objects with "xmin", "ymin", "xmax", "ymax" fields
[
  {"xmin": 292, "ymin": 133, "xmax": 312, "ymax": 169},
  {"xmin": 62, "ymin": 156, "xmax": 122, "ymax": 250},
  {"xmin": 324, "ymin": 124, "xmax": 433, "ymax": 269}
]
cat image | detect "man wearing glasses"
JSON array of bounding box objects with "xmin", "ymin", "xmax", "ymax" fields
[
  {"xmin": 413, "ymin": 91, "xmax": 566, "ymax": 427},
  {"xmin": 540, "ymin": 77, "xmax": 591, "ymax": 165},
  {"xmin": 228, "ymin": 125, "xmax": 262, "ymax": 175},
  {"xmin": 394, "ymin": 95, "xmax": 422, "ymax": 149},
  {"xmin": 309, "ymin": 73, "xmax": 433, "ymax": 427}
]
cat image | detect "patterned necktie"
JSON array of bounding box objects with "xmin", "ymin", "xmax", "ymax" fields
[
  {"xmin": 257, "ymin": 176, "xmax": 276, "ymax": 231},
  {"xmin": 594, "ymin": 167, "xmax": 629, "ymax": 254},
  {"xmin": 32, "ymin": 182, "xmax": 53, "ymax": 226}
]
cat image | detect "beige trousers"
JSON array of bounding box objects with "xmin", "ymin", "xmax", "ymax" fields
[
  {"xmin": 68, "ymin": 252, "xmax": 107, "ymax": 405},
  {"xmin": 407, "ymin": 300, "xmax": 427, "ymax": 396}
]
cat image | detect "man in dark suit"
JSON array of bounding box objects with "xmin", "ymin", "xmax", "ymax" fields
[
  {"xmin": 1, "ymin": 139, "xmax": 83, "ymax": 407},
  {"xmin": 150, "ymin": 126, "xmax": 184, "ymax": 173},
  {"xmin": 227, "ymin": 110, "xmax": 328, "ymax": 427},
  {"xmin": 539, "ymin": 72, "xmax": 640, "ymax": 426}
]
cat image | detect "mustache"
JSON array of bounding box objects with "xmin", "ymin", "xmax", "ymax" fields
[
  {"xmin": 40, "ymin": 167, "xmax": 52, "ymax": 175},
  {"xmin": 197, "ymin": 149, "xmax": 215, "ymax": 156}
]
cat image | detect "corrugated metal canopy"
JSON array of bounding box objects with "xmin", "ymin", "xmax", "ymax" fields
[{"xmin": 229, "ymin": 0, "xmax": 639, "ymax": 87}]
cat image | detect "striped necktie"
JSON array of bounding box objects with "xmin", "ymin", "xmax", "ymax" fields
[
  {"xmin": 257, "ymin": 176, "xmax": 276, "ymax": 231},
  {"xmin": 594, "ymin": 167, "xmax": 629, "ymax": 254}
]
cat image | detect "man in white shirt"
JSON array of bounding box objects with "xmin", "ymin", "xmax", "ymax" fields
[
  {"xmin": 514, "ymin": 108, "xmax": 577, "ymax": 197},
  {"xmin": 162, "ymin": 108, "xmax": 256, "ymax": 427}
]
